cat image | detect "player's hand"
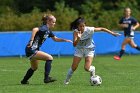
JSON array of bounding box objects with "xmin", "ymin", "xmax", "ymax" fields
[
  {"xmin": 65, "ymin": 40, "xmax": 73, "ymax": 43},
  {"xmin": 112, "ymin": 32, "xmax": 121, "ymax": 37},
  {"xmin": 77, "ymin": 31, "xmax": 82, "ymax": 38},
  {"xmin": 131, "ymin": 26, "xmax": 136, "ymax": 31},
  {"xmin": 27, "ymin": 40, "xmax": 33, "ymax": 47}
]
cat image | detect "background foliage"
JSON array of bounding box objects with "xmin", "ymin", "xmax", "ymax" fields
[{"xmin": 0, "ymin": 0, "xmax": 140, "ymax": 31}]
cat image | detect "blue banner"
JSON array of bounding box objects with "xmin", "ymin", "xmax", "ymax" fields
[{"xmin": 0, "ymin": 31, "xmax": 140, "ymax": 56}]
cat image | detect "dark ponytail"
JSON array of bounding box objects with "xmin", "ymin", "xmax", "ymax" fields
[{"xmin": 70, "ymin": 17, "xmax": 85, "ymax": 30}]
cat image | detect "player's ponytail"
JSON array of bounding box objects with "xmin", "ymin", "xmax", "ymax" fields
[
  {"xmin": 42, "ymin": 14, "xmax": 47, "ymax": 25},
  {"xmin": 70, "ymin": 17, "xmax": 85, "ymax": 30}
]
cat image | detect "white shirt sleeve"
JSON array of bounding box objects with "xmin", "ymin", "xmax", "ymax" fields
[
  {"xmin": 85, "ymin": 27, "xmax": 95, "ymax": 34},
  {"xmin": 74, "ymin": 29, "xmax": 79, "ymax": 32}
]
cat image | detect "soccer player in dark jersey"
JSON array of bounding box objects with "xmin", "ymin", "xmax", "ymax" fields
[
  {"xmin": 114, "ymin": 7, "xmax": 140, "ymax": 60},
  {"xmin": 21, "ymin": 14, "xmax": 73, "ymax": 84}
]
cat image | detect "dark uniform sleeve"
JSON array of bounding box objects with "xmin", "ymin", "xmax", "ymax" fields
[
  {"xmin": 132, "ymin": 17, "xmax": 138, "ymax": 25},
  {"xmin": 119, "ymin": 17, "xmax": 123, "ymax": 24},
  {"xmin": 48, "ymin": 31, "xmax": 55, "ymax": 37}
]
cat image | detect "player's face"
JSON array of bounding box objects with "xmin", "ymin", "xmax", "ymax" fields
[
  {"xmin": 47, "ymin": 16, "xmax": 56, "ymax": 28},
  {"xmin": 78, "ymin": 23, "xmax": 85, "ymax": 32},
  {"xmin": 124, "ymin": 8, "xmax": 131, "ymax": 17}
]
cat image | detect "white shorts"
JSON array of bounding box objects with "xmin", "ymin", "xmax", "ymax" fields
[
  {"xmin": 74, "ymin": 48, "xmax": 95, "ymax": 57},
  {"xmin": 125, "ymin": 36, "xmax": 134, "ymax": 39}
]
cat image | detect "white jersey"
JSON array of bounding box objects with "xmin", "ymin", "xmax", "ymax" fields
[{"xmin": 74, "ymin": 26, "xmax": 95, "ymax": 49}]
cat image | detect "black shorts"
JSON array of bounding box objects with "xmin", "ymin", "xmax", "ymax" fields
[{"xmin": 25, "ymin": 46, "xmax": 38, "ymax": 58}]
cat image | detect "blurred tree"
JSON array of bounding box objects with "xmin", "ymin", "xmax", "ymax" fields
[
  {"xmin": 0, "ymin": 0, "xmax": 15, "ymax": 14},
  {"xmin": 13, "ymin": 0, "xmax": 62, "ymax": 13},
  {"xmin": 0, "ymin": 0, "xmax": 140, "ymax": 31},
  {"xmin": 53, "ymin": 1, "xmax": 78, "ymax": 31}
]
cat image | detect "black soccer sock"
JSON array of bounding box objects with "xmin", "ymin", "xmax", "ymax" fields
[
  {"xmin": 44, "ymin": 60, "xmax": 52, "ymax": 80},
  {"xmin": 119, "ymin": 49, "xmax": 125, "ymax": 58},
  {"xmin": 135, "ymin": 46, "xmax": 140, "ymax": 51},
  {"xmin": 22, "ymin": 68, "xmax": 34, "ymax": 82}
]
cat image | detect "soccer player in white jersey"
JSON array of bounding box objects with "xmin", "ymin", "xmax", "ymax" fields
[{"xmin": 64, "ymin": 17, "xmax": 120, "ymax": 84}]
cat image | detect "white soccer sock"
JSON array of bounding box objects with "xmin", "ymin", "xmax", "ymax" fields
[
  {"xmin": 89, "ymin": 66, "xmax": 95, "ymax": 77},
  {"xmin": 66, "ymin": 68, "xmax": 73, "ymax": 81}
]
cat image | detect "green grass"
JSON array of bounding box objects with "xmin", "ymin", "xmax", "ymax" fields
[{"xmin": 0, "ymin": 55, "xmax": 140, "ymax": 93}]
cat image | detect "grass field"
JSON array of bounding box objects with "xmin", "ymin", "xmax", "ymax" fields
[{"xmin": 0, "ymin": 55, "xmax": 140, "ymax": 93}]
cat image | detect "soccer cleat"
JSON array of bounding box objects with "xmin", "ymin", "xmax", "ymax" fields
[
  {"xmin": 21, "ymin": 80, "xmax": 29, "ymax": 84},
  {"xmin": 114, "ymin": 56, "xmax": 121, "ymax": 60},
  {"xmin": 64, "ymin": 79, "xmax": 70, "ymax": 85},
  {"xmin": 44, "ymin": 77, "xmax": 57, "ymax": 83}
]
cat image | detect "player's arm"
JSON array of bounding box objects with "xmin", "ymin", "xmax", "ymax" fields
[
  {"xmin": 73, "ymin": 31, "xmax": 81, "ymax": 47},
  {"xmin": 51, "ymin": 36, "xmax": 73, "ymax": 43},
  {"xmin": 94, "ymin": 27, "xmax": 120, "ymax": 37},
  {"xmin": 30, "ymin": 27, "xmax": 39, "ymax": 41},
  {"xmin": 132, "ymin": 22, "xmax": 139, "ymax": 30},
  {"xmin": 27, "ymin": 27, "xmax": 39, "ymax": 47}
]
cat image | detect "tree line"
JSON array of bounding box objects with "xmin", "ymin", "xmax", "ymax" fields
[{"xmin": 0, "ymin": 0, "xmax": 140, "ymax": 31}]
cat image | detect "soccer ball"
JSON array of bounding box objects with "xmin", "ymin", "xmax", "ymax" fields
[{"xmin": 90, "ymin": 75, "xmax": 102, "ymax": 86}]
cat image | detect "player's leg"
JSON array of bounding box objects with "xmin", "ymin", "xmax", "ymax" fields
[
  {"xmin": 114, "ymin": 38, "xmax": 129, "ymax": 60},
  {"xmin": 129, "ymin": 39, "xmax": 140, "ymax": 51},
  {"xmin": 32, "ymin": 51, "xmax": 56, "ymax": 83},
  {"xmin": 120, "ymin": 38, "xmax": 131, "ymax": 57},
  {"xmin": 65, "ymin": 48, "xmax": 83, "ymax": 84},
  {"xmin": 84, "ymin": 56, "xmax": 95, "ymax": 77},
  {"xmin": 65, "ymin": 56, "xmax": 82, "ymax": 84},
  {"xmin": 21, "ymin": 59, "xmax": 39, "ymax": 84},
  {"xmin": 84, "ymin": 49, "xmax": 95, "ymax": 77}
]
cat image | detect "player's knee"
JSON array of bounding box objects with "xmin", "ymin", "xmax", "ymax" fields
[
  {"xmin": 48, "ymin": 55, "xmax": 53, "ymax": 60},
  {"xmin": 131, "ymin": 45, "xmax": 136, "ymax": 48}
]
